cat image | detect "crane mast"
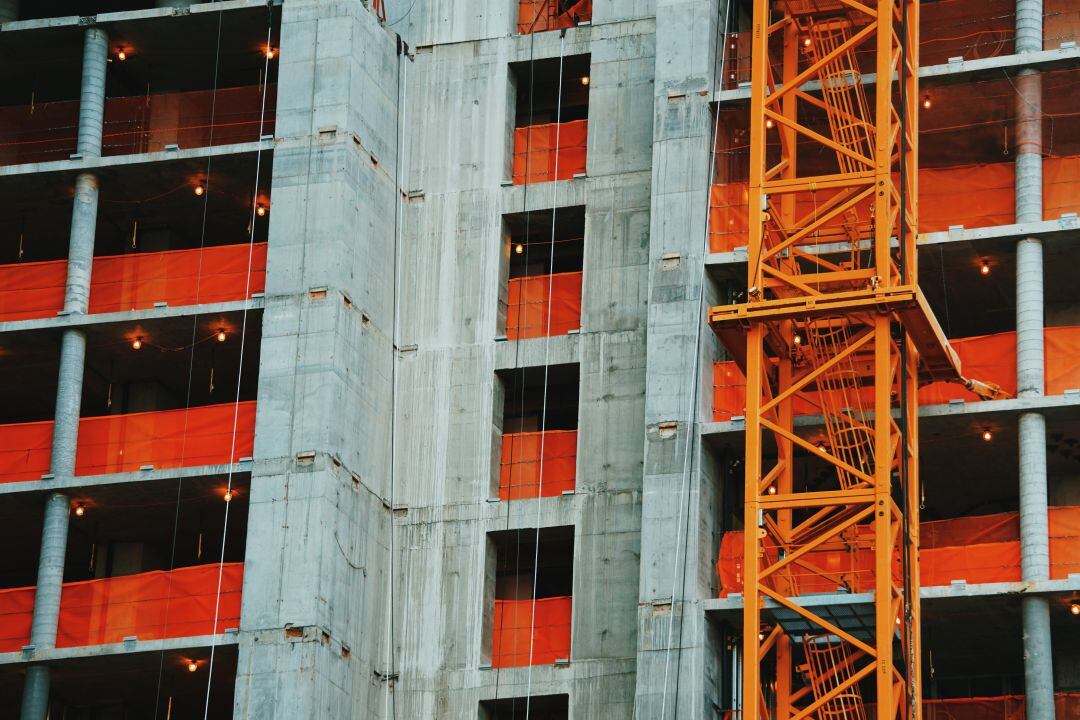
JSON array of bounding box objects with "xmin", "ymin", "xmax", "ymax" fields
[{"xmin": 708, "ymin": 0, "xmax": 964, "ymax": 718}]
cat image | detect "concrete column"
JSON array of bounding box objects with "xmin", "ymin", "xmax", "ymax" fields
[
  {"xmin": 64, "ymin": 174, "xmax": 99, "ymax": 314},
  {"xmin": 78, "ymin": 27, "xmax": 108, "ymax": 159},
  {"xmin": 0, "ymin": 0, "xmax": 18, "ymax": 23},
  {"xmin": 1014, "ymin": 2, "xmax": 1054, "ymax": 717}
]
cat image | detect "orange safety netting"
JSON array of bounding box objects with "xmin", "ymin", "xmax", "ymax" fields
[
  {"xmin": 492, "ymin": 596, "xmax": 572, "ymax": 667},
  {"xmin": 708, "ymin": 157, "xmax": 1080, "ymax": 253},
  {"xmin": 712, "ymin": 327, "xmax": 1080, "ymax": 421},
  {"xmin": 506, "ymin": 271, "xmax": 582, "ymax": 340},
  {"xmin": 512, "ymin": 119, "xmax": 588, "ymax": 185},
  {"xmin": 500, "ymin": 429, "xmax": 577, "ymax": 500},
  {"xmin": 0, "ymin": 401, "xmax": 256, "ymax": 483},
  {"xmin": 518, "ymin": 0, "xmax": 591, "ymax": 34},
  {"xmin": 0, "ymin": 563, "xmax": 242, "ymax": 652},
  {"xmin": 715, "ymin": 506, "xmax": 1080, "ymax": 597},
  {"xmin": 0, "ymin": 85, "xmax": 275, "ymax": 166},
  {"xmin": 0, "ymin": 243, "xmax": 267, "ymax": 322},
  {"xmin": 921, "ymin": 694, "xmax": 1080, "ymax": 720}
]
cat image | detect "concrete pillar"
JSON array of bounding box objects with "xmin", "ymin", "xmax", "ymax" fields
[
  {"xmin": 1014, "ymin": 2, "xmax": 1054, "ymax": 717},
  {"xmin": 64, "ymin": 174, "xmax": 99, "ymax": 314},
  {"xmin": 78, "ymin": 27, "xmax": 108, "ymax": 159},
  {"xmin": 0, "ymin": 0, "xmax": 18, "ymax": 23},
  {"xmin": 19, "ymin": 667, "xmax": 49, "ymax": 720}
]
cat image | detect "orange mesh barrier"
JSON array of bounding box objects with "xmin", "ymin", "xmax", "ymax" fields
[
  {"xmin": 492, "ymin": 596, "xmax": 572, "ymax": 667},
  {"xmin": 499, "ymin": 430, "xmax": 577, "ymax": 500},
  {"xmin": 0, "ymin": 243, "xmax": 267, "ymax": 322},
  {"xmin": 506, "ymin": 271, "xmax": 582, "ymax": 340},
  {"xmin": 863, "ymin": 693, "xmax": 1080, "ymax": 720},
  {"xmin": 713, "ymin": 328, "xmax": 1080, "ymax": 420},
  {"xmin": 88, "ymin": 243, "xmax": 268, "ymax": 313},
  {"xmin": 0, "ymin": 85, "xmax": 275, "ymax": 166},
  {"xmin": 1044, "ymin": 156, "xmax": 1080, "ymax": 220},
  {"xmin": 0, "ymin": 401, "xmax": 256, "ymax": 483},
  {"xmin": 0, "ymin": 563, "xmax": 242, "ymax": 652},
  {"xmin": 716, "ymin": 507, "xmax": 1080, "ymax": 596},
  {"xmin": 518, "ymin": 0, "xmax": 591, "ymax": 34},
  {"xmin": 1046, "ymin": 0, "xmax": 1080, "ymax": 49},
  {"xmin": 513, "ymin": 119, "xmax": 588, "ymax": 185}
]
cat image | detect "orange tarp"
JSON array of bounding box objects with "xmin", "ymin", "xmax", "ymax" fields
[
  {"xmin": 716, "ymin": 507, "xmax": 1080, "ymax": 597},
  {"xmin": 506, "ymin": 271, "xmax": 582, "ymax": 340},
  {"xmin": 0, "ymin": 401, "xmax": 256, "ymax": 483},
  {"xmin": 707, "ymin": 156, "xmax": 1080, "ymax": 253},
  {"xmin": 492, "ymin": 596, "xmax": 572, "ymax": 667},
  {"xmin": 712, "ymin": 327, "xmax": 1080, "ymax": 421},
  {"xmin": 0, "ymin": 86, "xmax": 275, "ymax": 166},
  {"xmin": 518, "ymin": 0, "xmax": 591, "ymax": 34},
  {"xmin": 920, "ymin": 694, "xmax": 1080, "ymax": 720},
  {"xmin": 513, "ymin": 119, "xmax": 588, "ymax": 185},
  {"xmin": 0, "ymin": 563, "xmax": 242, "ymax": 652},
  {"xmin": 500, "ymin": 429, "xmax": 577, "ymax": 500},
  {"xmin": 0, "ymin": 243, "xmax": 267, "ymax": 322}
]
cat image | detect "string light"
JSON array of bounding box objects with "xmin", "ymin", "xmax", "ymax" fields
[
  {"xmin": 982, "ymin": 429, "xmax": 993, "ymax": 442},
  {"xmin": 580, "ymin": 76, "xmax": 590, "ymax": 86},
  {"xmin": 980, "ymin": 259, "xmax": 990, "ymax": 276},
  {"xmin": 194, "ymin": 182, "xmax": 205, "ymax": 197},
  {"xmin": 224, "ymin": 489, "xmax": 234, "ymax": 503},
  {"xmin": 74, "ymin": 503, "xmax": 85, "ymax": 518},
  {"xmin": 265, "ymin": 47, "xmax": 276, "ymax": 60},
  {"xmin": 187, "ymin": 660, "xmax": 199, "ymax": 673},
  {"xmin": 132, "ymin": 337, "xmax": 143, "ymax": 351},
  {"xmin": 922, "ymin": 96, "xmax": 931, "ymax": 110},
  {"xmin": 514, "ymin": 243, "xmax": 524, "ymax": 255},
  {"xmin": 256, "ymin": 204, "xmax": 268, "ymax": 217},
  {"xmin": 1071, "ymin": 602, "xmax": 1080, "ymax": 616},
  {"xmin": 216, "ymin": 328, "xmax": 227, "ymax": 343},
  {"xmin": 117, "ymin": 48, "xmax": 127, "ymax": 61}
]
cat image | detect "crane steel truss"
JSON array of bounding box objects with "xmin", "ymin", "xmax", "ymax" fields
[{"xmin": 708, "ymin": 0, "xmax": 964, "ymax": 719}]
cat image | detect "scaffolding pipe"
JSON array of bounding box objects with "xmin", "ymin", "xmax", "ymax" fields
[
  {"xmin": 78, "ymin": 27, "xmax": 108, "ymax": 158},
  {"xmin": 0, "ymin": 0, "xmax": 18, "ymax": 23},
  {"xmin": 1014, "ymin": 2, "xmax": 1054, "ymax": 717}
]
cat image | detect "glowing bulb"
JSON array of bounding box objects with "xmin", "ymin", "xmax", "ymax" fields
[
  {"xmin": 187, "ymin": 661, "xmax": 198, "ymax": 673},
  {"xmin": 580, "ymin": 76, "xmax": 590, "ymax": 86},
  {"xmin": 224, "ymin": 490, "xmax": 234, "ymax": 503},
  {"xmin": 514, "ymin": 243, "xmax": 524, "ymax": 255},
  {"xmin": 117, "ymin": 49, "xmax": 127, "ymax": 61},
  {"xmin": 803, "ymin": 38, "xmax": 812, "ymax": 47},
  {"xmin": 758, "ymin": 631, "xmax": 765, "ymax": 641},
  {"xmin": 194, "ymin": 184, "xmax": 205, "ymax": 196},
  {"xmin": 1071, "ymin": 602, "xmax": 1080, "ymax": 616},
  {"xmin": 793, "ymin": 333, "xmax": 802, "ymax": 346},
  {"xmin": 767, "ymin": 485, "xmax": 777, "ymax": 495},
  {"xmin": 256, "ymin": 204, "xmax": 267, "ymax": 217},
  {"xmin": 74, "ymin": 503, "xmax": 85, "ymax": 517},
  {"xmin": 980, "ymin": 260, "xmax": 990, "ymax": 276},
  {"xmin": 817, "ymin": 442, "xmax": 827, "ymax": 453},
  {"xmin": 765, "ymin": 119, "xmax": 774, "ymax": 129},
  {"xmin": 982, "ymin": 429, "xmax": 993, "ymax": 442},
  {"xmin": 132, "ymin": 337, "xmax": 143, "ymax": 350},
  {"xmin": 216, "ymin": 328, "xmax": 227, "ymax": 343},
  {"xmin": 265, "ymin": 47, "xmax": 276, "ymax": 60},
  {"xmin": 922, "ymin": 96, "xmax": 931, "ymax": 110}
]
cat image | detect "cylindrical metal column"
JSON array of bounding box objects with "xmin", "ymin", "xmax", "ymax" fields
[
  {"xmin": 0, "ymin": 0, "xmax": 18, "ymax": 23},
  {"xmin": 78, "ymin": 27, "xmax": 108, "ymax": 158},
  {"xmin": 1014, "ymin": 2, "xmax": 1054, "ymax": 717}
]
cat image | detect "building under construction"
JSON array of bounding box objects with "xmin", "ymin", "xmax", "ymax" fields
[{"xmin": 0, "ymin": 0, "xmax": 1077, "ymax": 717}]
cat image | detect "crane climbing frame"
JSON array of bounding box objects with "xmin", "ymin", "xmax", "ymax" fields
[{"xmin": 707, "ymin": 0, "xmax": 971, "ymax": 719}]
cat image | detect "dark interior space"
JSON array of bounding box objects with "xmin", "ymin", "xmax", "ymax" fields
[
  {"xmin": 491, "ymin": 526, "xmax": 575, "ymax": 600},
  {"xmin": 480, "ymin": 694, "xmax": 569, "ymax": 720},
  {"xmin": 499, "ymin": 363, "xmax": 579, "ymax": 433},
  {"xmin": 506, "ymin": 207, "xmax": 586, "ymax": 279},
  {"xmin": 512, "ymin": 54, "xmax": 591, "ymax": 125}
]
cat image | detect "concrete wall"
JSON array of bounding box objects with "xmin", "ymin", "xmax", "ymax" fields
[{"xmin": 235, "ymin": 1, "xmax": 401, "ymax": 717}]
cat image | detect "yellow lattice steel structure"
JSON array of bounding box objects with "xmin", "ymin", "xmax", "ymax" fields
[{"xmin": 707, "ymin": 0, "xmax": 971, "ymax": 718}]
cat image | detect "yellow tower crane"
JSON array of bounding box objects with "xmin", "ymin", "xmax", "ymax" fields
[{"xmin": 709, "ymin": 0, "xmax": 1000, "ymax": 718}]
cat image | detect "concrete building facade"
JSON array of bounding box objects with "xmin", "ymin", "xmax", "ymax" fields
[{"xmin": 0, "ymin": 0, "xmax": 1076, "ymax": 718}]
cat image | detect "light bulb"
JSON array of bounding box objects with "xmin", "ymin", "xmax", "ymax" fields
[
  {"xmin": 793, "ymin": 333, "xmax": 802, "ymax": 346},
  {"xmin": 758, "ymin": 631, "xmax": 765, "ymax": 641},
  {"xmin": 767, "ymin": 485, "xmax": 777, "ymax": 495},
  {"xmin": 117, "ymin": 49, "xmax": 127, "ymax": 61},
  {"xmin": 187, "ymin": 661, "xmax": 198, "ymax": 673},
  {"xmin": 922, "ymin": 97, "xmax": 931, "ymax": 110},
  {"xmin": 216, "ymin": 329, "xmax": 227, "ymax": 343},
  {"xmin": 1071, "ymin": 602, "xmax": 1080, "ymax": 616},
  {"xmin": 765, "ymin": 119, "xmax": 774, "ymax": 129},
  {"xmin": 803, "ymin": 38, "xmax": 812, "ymax": 47},
  {"xmin": 982, "ymin": 429, "xmax": 993, "ymax": 442},
  {"xmin": 132, "ymin": 337, "xmax": 143, "ymax": 350},
  {"xmin": 256, "ymin": 204, "xmax": 267, "ymax": 217},
  {"xmin": 980, "ymin": 260, "xmax": 990, "ymax": 276},
  {"xmin": 224, "ymin": 490, "xmax": 234, "ymax": 503},
  {"xmin": 817, "ymin": 442, "xmax": 827, "ymax": 452},
  {"xmin": 580, "ymin": 76, "xmax": 590, "ymax": 86},
  {"xmin": 514, "ymin": 243, "xmax": 524, "ymax": 255},
  {"xmin": 265, "ymin": 47, "xmax": 276, "ymax": 60},
  {"xmin": 194, "ymin": 183, "xmax": 205, "ymax": 196},
  {"xmin": 74, "ymin": 503, "xmax": 85, "ymax": 517}
]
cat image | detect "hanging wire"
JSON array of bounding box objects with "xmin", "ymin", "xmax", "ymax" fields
[
  {"xmin": 652, "ymin": 1, "xmax": 731, "ymax": 718},
  {"xmin": 201, "ymin": 11, "xmax": 276, "ymax": 718}
]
